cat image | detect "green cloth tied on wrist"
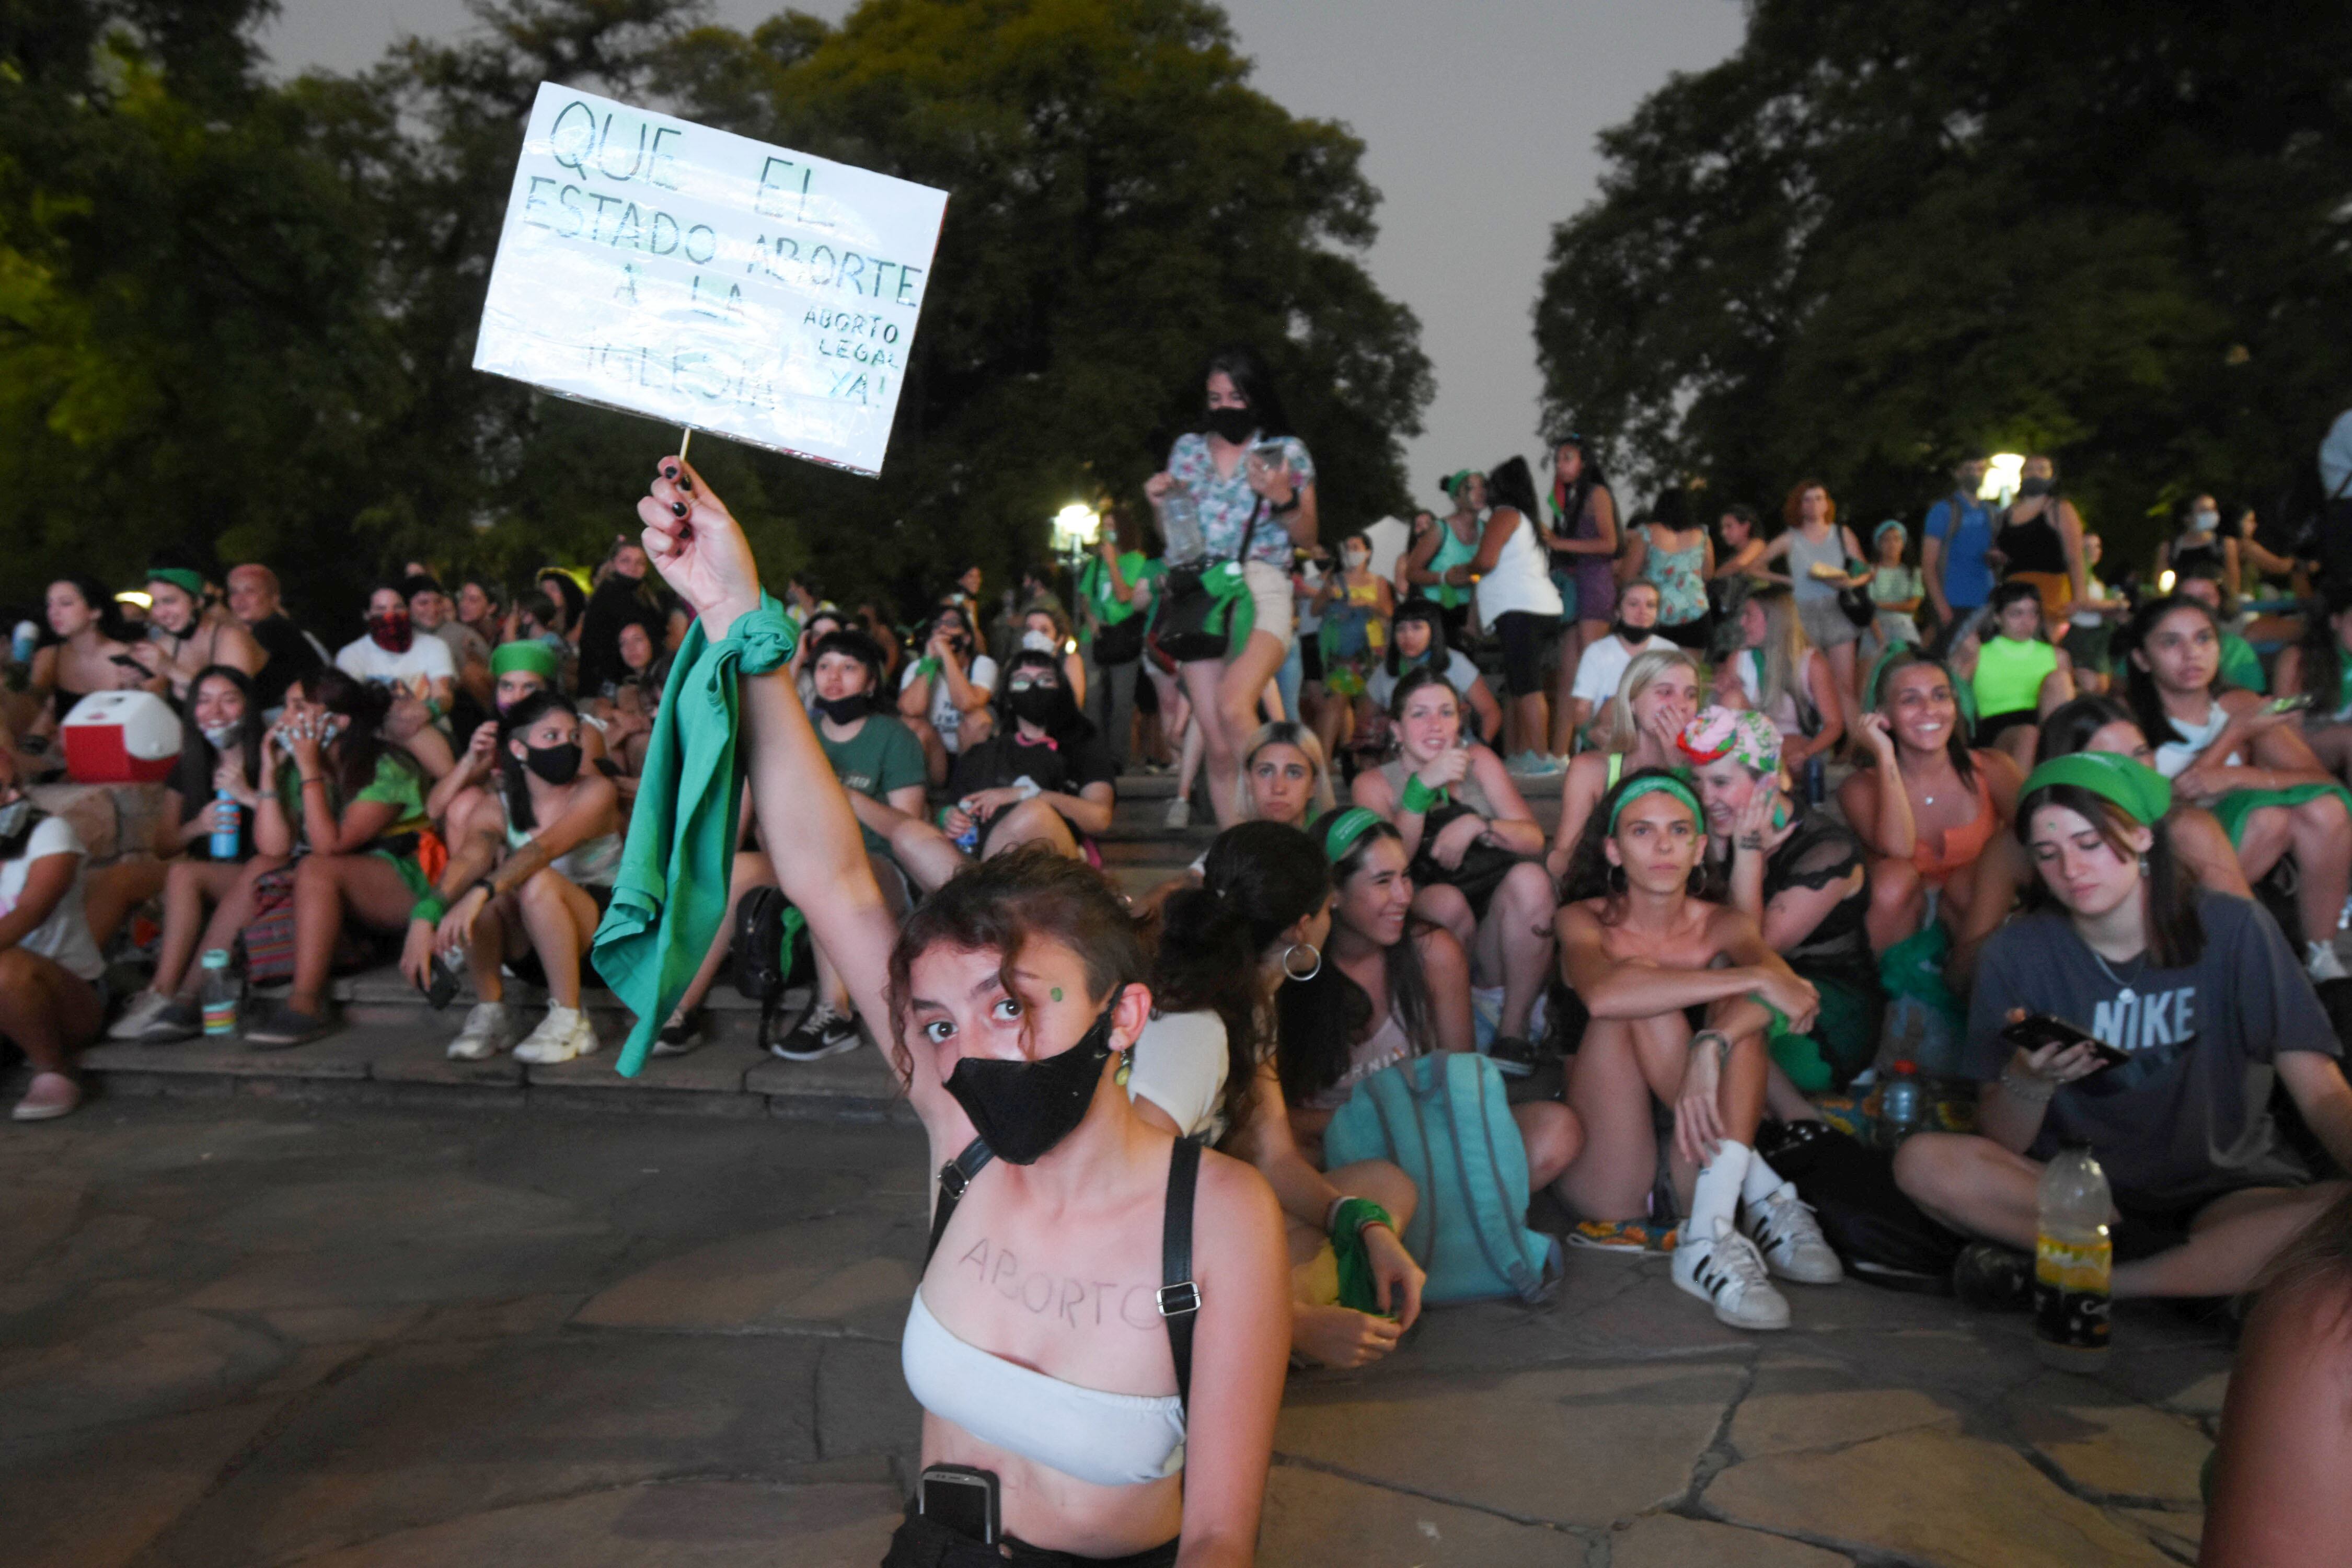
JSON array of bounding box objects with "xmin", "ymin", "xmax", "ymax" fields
[
  {"xmin": 1400, "ymin": 774, "xmax": 1447, "ymax": 814},
  {"xmin": 592, "ymin": 594, "xmax": 795, "ymax": 1076},
  {"xmin": 1329, "ymin": 1197, "xmax": 1395, "ymax": 1315},
  {"xmin": 1749, "ymin": 993, "xmax": 1790, "ymax": 1036},
  {"xmin": 411, "ymin": 894, "xmax": 447, "ymax": 926}
]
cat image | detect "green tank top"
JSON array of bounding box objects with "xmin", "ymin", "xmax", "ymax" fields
[
  {"xmin": 1427, "ymin": 519, "xmax": 1479, "ymax": 609},
  {"xmin": 1973, "ymin": 636, "xmax": 2057, "ymax": 718}
]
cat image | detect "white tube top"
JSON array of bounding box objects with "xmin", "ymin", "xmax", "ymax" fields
[{"xmin": 901, "ymin": 1290, "xmax": 1186, "ymax": 1488}]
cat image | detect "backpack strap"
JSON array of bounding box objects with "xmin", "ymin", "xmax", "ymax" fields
[
  {"xmin": 1158, "ymin": 1135, "xmax": 1204, "ymax": 1417},
  {"xmin": 924, "ymin": 1138, "xmax": 995, "ymax": 1267}
]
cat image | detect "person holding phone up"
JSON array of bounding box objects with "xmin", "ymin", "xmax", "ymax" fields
[{"xmin": 1894, "ymin": 751, "xmax": 2352, "ymax": 1308}]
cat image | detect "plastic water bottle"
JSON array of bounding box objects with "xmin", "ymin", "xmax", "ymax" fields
[
  {"xmin": 209, "ymin": 789, "xmax": 242, "ymax": 861},
  {"xmin": 10, "ymin": 620, "xmax": 34, "ymax": 663},
  {"xmin": 199, "ymin": 949, "xmax": 238, "ymax": 1036},
  {"xmin": 1875, "ymin": 1059, "xmax": 1923, "ymax": 1149},
  {"xmin": 2034, "ymin": 1143, "xmax": 2113, "ymax": 1366},
  {"xmin": 1159, "ymin": 483, "xmax": 1208, "ymax": 566}
]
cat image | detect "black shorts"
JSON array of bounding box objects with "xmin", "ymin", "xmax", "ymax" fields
[
  {"xmin": 1657, "ymin": 615, "xmax": 1714, "ymax": 652},
  {"xmin": 1298, "ymin": 633, "xmax": 1326, "ymax": 685},
  {"xmin": 1975, "ymin": 708, "xmax": 2038, "ymax": 744},
  {"xmin": 2110, "ymin": 1174, "xmax": 2313, "ymax": 1264},
  {"xmin": 1492, "ymin": 611, "xmax": 1559, "ymax": 697},
  {"xmin": 883, "ymin": 1508, "xmax": 1177, "ymax": 1567}
]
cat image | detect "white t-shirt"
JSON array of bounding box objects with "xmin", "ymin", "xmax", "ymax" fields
[
  {"xmin": 1126, "ymin": 1009, "xmax": 1231, "ymax": 1143},
  {"xmin": 1571, "ymin": 633, "xmax": 1676, "ymax": 708},
  {"xmin": 1366, "ymin": 649, "xmax": 1482, "ymax": 712},
  {"xmin": 901, "ymin": 653, "xmax": 998, "ymax": 755},
  {"xmin": 335, "ymin": 632, "xmax": 456, "ymax": 689},
  {"xmin": 1, "ymin": 815, "xmax": 102, "ymax": 981}
]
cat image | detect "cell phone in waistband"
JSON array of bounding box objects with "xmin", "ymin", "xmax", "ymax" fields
[{"xmin": 918, "ymin": 1463, "xmax": 999, "ymax": 1545}]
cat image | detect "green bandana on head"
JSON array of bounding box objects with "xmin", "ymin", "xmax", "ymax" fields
[
  {"xmin": 2020, "ymin": 751, "xmax": 2172, "ymax": 827},
  {"xmin": 1320, "ymin": 807, "xmax": 1385, "ymax": 866},
  {"xmin": 1605, "ymin": 771, "xmax": 1704, "ymax": 836},
  {"xmin": 491, "ymin": 639, "xmax": 560, "ymax": 684},
  {"xmin": 1440, "ymin": 470, "xmax": 1484, "ymax": 502},
  {"xmin": 148, "ymin": 567, "xmax": 204, "ymax": 599}
]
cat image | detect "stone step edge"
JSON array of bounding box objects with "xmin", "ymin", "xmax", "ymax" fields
[{"xmin": 76, "ymin": 1066, "xmax": 917, "ymax": 1123}]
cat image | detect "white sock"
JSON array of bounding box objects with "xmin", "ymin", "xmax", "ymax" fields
[
  {"xmin": 1740, "ymin": 1147, "xmax": 1788, "ymax": 1207},
  {"xmin": 1688, "ymin": 1140, "xmax": 1752, "ymax": 1238}
]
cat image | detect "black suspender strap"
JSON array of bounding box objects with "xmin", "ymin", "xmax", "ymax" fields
[
  {"xmin": 924, "ymin": 1138, "xmax": 995, "ymax": 1267},
  {"xmin": 1157, "ymin": 1135, "xmax": 1204, "ymax": 1417}
]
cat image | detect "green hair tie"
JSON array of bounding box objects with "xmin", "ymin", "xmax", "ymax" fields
[
  {"xmin": 1605, "ymin": 773, "xmax": 1704, "ymax": 836},
  {"xmin": 1321, "ymin": 807, "xmax": 1384, "ymax": 865}
]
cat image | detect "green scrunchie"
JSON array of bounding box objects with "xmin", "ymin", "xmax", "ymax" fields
[
  {"xmin": 1321, "ymin": 807, "xmax": 1384, "ymax": 865},
  {"xmin": 1400, "ymin": 773, "xmax": 1448, "ymax": 814},
  {"xmin": 2020, "ymin": 750, "xmax": 2172, "ymax": 827},
  {"xmin": 1604, "ymin": 771, "xmax": 1704, "ymax": 835},
  {"xmin": 1329, "ymin": 1197, "xmax": 1395, "ymax": 1315}
]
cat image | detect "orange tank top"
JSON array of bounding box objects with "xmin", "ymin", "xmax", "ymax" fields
[{"xmin": 1910, "ymin": 767, "xmax": 1996, "ymax": 885}]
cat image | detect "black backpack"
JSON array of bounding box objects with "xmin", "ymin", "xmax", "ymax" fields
[
  {"xmin": 1770, "ymin": 1123, "xmax": 1963, "ymax": 1293},
  {"xmin": 732, "ymin": 886, "xmax": 814, "ymax": 1047}
]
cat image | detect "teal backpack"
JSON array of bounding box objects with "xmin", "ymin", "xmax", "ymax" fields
[{"xmin": 1322, "ymin": 1052, "xmax": 1561, "ymax": 1305}]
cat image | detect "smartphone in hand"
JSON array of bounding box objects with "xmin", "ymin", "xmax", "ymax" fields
[{"xmin": 2001, "ymin": 1013, "xmax": 2129, "ymax": 1070}]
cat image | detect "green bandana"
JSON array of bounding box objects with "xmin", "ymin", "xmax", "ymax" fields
[
  {"xmin": 1439, "ymin": 469, "xmax": 1483, "ymax": 502},
  {"xmin": 148, "ymin": 567, "xmax": 204, "ymax": 598},
  {"xmin": 1321, "ymin": 807, "xmax": 1384, "ymax": 865},
  {"xmin": 2019, "ymin": 752, "xmax": 2172, "ymax": 827},
  {"xmin": 491, "ymin": 640, "xmax": 560, "ymax": 683},
  {"xmin": 1605, "ymin": 772, "xmax": 1704, "ymax": 835}
]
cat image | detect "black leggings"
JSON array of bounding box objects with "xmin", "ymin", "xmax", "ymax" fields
[
  {"xmin": 1491, "ymin": 611, "xmax": 1559, "ymax": 697},
  {"xmin": 883, "ymin": 1509, "xmax": 1178, "ymax": 1567}
]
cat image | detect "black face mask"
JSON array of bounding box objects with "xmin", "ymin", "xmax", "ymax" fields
[
  {"xmin": 2017, "ymin": 476, "xmax": 2054, "ymax": 498},
  {"xmin": 815, "ymin": 692, "xmax": 871, "ymax": 725},
  {"xmin": 524, "ymin": 742, "xmax": 582, "ymax": 785},
  {"xmin": 1008, "ymin": 686, "xmax": 1062, "ymax": 728},
  {"xmin": 1204, "ymin": 406, "xmax": 1258, "ymax": 445},
  {"xmin": 943, "ymin": 993, "xmax": 1122, "ymax": 1165},
  {"xmin": 1611, "ymin": 618, "xmax": 1650, "ymax": 643}
]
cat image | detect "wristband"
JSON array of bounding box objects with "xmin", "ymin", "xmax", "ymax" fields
[
  {"xmin": 1690, "ymin": 1028, "xmax": 1731, "ymax": 1064},
  {"xmin": 2000, "ymin": 1067, "xmax": 2057, "ymax": 1104},
  {"xmin": 411, "ymin": 894, "xmax": 447, "ymax": 926},
  {"xmin": 1329, "ymin": 1197, "xmax": 1394, "ymax": 1241},
  {"xmin": 1015, "ymin": 779, "xmax": 1042, "ymax": 802},
  {"xmin": 916, "ymin": 655, "xmax": 942, "ymax": 680},
  {"xmin": 471, "ymin": 877, "xmax": 499, "ymax": 904},
  {"xmin": 1401, "ymin": 774, "xmax": 1448, "ymax": 814},
  {"xmin": 1749, "ymin": 993, "xmax": 1790, "ymax": 1035}
]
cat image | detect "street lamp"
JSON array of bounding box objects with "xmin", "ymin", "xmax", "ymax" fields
[
  {"xmin": 1050, "ymin": 503, "xmax": 1100, "ymax": 643},
  {"xmin": 1980, "ymin": 453, "xmax": 2025, "ymax": 508}
]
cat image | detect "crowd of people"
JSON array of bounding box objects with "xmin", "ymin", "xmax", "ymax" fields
[{"xmin": 6, "ymin": 353, "xmax": 2352, "ymax": 1564}]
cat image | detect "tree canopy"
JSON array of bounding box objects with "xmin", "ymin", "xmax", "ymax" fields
[
  {"xmin": 0, "ymin": 0, "xmax": 1429, "ymax": 620},
  {"xmin": 1532, "ymin": 0, "xmax": 2352, "ymax": 558}
]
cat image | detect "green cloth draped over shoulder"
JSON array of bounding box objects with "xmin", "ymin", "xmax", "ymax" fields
[{"xmin": 593, "ymin": 595, "xmax": 796, "ymax": 1076}]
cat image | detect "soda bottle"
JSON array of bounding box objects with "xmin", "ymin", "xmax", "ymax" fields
[
  {"xmin": 1875, "ymin": 1059, "xmax": 1923, "ymax": 1149},
  {"xmin": 209, "ymin": 789, "xmax": 243, "ymax": 861},
  {"xmin": 10, "ymin": 620, "xmax": 35, "ymax": 663},
  {"xmin": 2033, "ymin": 1142, "xmax": 2112, "ymax": 1366},
  {"xmin": 199, "ymin": 949, "xmax": 238, "ymax": 1037}
]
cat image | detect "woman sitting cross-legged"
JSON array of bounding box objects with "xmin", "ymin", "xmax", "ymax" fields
[
  {"xmin": 1894, "ymin": 751, "xmax": 2352, "ymax": 1309},
  {"xmin": 240, "ymin": 670, "xmax": 439, "ymax": 1047},
  {"xmin": 108, "ymin": 666, "xmax": 286, "ymax": 1042},
  {"xmin": 1350, "ymin": 667, "xmax": 1556, "ymax": 1075},
  {"xmin": 2121, "ymin": 593, "xmax": 2352, "ymax": 982},
  {"xmin": 1134, "ymin": 820, "xmax": 1430, "ymax": 1370},
  {"xmin": 1679, "ymin": 707, "xmax": 1880, "ymax": 1099},
  {"xmin": 630, "ymin": 452, "xmax": 1292, "ymax": 1564},
  {"xmin": 1838, "ymin": 649, "xmax": 2023, "ymax": 952},
  {"xmin": 1946, "ymin": 695, "xmax": 2251, "ymax": 987},
  {"xmin": 400, "ymin": 690, "xmax": 622, "ymax": 1064},
  {"xmin": 1545, "ymin": 648, "xmax": 1702, "ymax": 882},
  {"xmin": 942, "ymin": 648, "xmax": 1116, "ymax": 862},
  {"xmin": 1553, "ymin": 768, "xmax": 1843, "ymax": 1330}
]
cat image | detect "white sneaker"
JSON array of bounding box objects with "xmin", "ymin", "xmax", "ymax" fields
[
  {"xmin": 446, "ymin": 1001, "xmax": 516, "ymax": 1061},
  {"xmin": 1673, "ymin": 1217, "xmax": 1790, "ymax": 1330},
  {"xmin": 1163, "ymin": 795, "xmax": 1191, "ymax": 829},
  {"xmin": 108, "ymin": 989, "xmax": 180, "ymax": 1041},
  {"xmin": 1740, "ymin": 1181, "xmax": 1844, "ymax": 1285},
  {"xmin": 2309, "ymin": 941, "xmax": 2348, "ymax": 983},
  {"xmin": 513, "ymin": 1004, "xmax": 599, "ymax": 1064}
]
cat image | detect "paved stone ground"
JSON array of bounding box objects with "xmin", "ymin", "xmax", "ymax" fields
[{"xmin": 3, "ymin": 1097, "xmax": 2226, "ymax": 1568}]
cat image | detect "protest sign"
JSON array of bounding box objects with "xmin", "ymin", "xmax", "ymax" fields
[{"xmin": 472, "ymin": 83, "xmax": 949, "ymax": 477}]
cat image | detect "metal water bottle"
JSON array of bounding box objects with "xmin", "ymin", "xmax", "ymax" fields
[
  {"xmin": 2034, "ymin": 1143, "xmax": 2113, "ymax": 1366},
  {"xmin": 1875, "ymin": 1059, "xmax": 1924, "ymax": 1149},
  {"xmin": 209, "ymin": 789, "xmax": 242, "ymax": 860},
  {"xmin": 199, "ymin": 949, "xmax": 238, "ymax": 1037}
]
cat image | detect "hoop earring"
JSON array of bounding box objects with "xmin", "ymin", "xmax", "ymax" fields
[
  {"xmin": 1283, "ymin": 942, "xmax": 1322, "ymax": 983},
  {"xmin": 1609, "ymin": 864, "xmax": 1628, "ymax": 894}
]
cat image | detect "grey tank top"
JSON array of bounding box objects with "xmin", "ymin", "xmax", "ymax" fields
[
  {"xmin": 1789, "ymin": 528, "xmax": 1844, "ymax": 603},
  {"xmin": 1378, "ymin": 755, "xmax": 1496, "ymax": 818}
]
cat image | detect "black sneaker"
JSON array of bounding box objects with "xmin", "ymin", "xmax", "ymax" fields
[
  {"xmin": 1951, "ymin": 1241, "xmax": 2035, "ymax": 1313},
  {"xmin": 651, "ymin": 1010, "xmax": 704, "ymax": 1057},
  {"xmin": 242, "ymin": 1000, "xmax": 335, "ymax": 1050},
  {"xmin": 771, "ymin": 1002, "xmax": 860, "ymax": 1062},
  {"xmin": 1487, "ymin": 1034, "xmax": 1539, "ymax": 1078}
]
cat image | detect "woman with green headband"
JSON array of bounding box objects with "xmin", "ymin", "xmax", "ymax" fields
[
  {"xmin": 1399, "ymin": 472, "xmax": 1486, "ymax": 645},
  {"xmin": 1894, "ymin": 748, "xmax": 2352, "ymax": 1315},
  {"xmin": 1554, "ymin": 768, "xmax": 1842, "ymax": 1330},
  {"xmin": 425, "ymin": 639, "xmax": 609, "ymax": 827},
  {"xmin": 129, "ymin": 566, "xmax": 264, "ymax": 702},
  {"xmin": 2123, "ymin": 593, "xmax": 2352, "ymax": 982}
]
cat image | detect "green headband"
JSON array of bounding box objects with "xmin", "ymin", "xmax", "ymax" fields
[
  {"xmin": 491, "ymin": 640, "xmax": 560, "ymax": 683},
  {"xmin": 1605, "ymin": 772, "xmax": 1704, "ymax": 836},
  {"xmin": 2019, "ymin": 752, "xmax": 2172, "ymax": 827},
  {"xmin": 148, "ymin": 567, "xmax": 204, "ymax": 598},
  {"xmin": 1321, "ymin": 808, "xmax": 1385, "ymax": 866},
  {"xmin": 1440, "ymin": 469, "xmax": 1483, "ymax": 500}
]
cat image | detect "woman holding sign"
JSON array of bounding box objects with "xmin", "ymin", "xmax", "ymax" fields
[
  {"xmin": 1146, "ymin": 348, "xmax": 1319, "ymax": 829},
  {"xmin": 627, "ymin": 455, "xmax": 1289, "ymax": 1566}
]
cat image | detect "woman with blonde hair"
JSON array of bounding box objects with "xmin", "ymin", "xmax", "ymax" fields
[
  {"xmin": 1547, "ymin": 648, "xmax": 1703, "ymax": 881},
  {"xmin": 1712, "ymin": 585, "xmax": 1845, "ymax": 782},
  {"xmin": 1235, "ymin": 720, "xmax": 1338, "ymax": 829}
]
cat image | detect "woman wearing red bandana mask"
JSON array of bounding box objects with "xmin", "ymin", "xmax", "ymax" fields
[{"xmin": 332, "ymin": 585, "xmax": 456, "ymax": 718}]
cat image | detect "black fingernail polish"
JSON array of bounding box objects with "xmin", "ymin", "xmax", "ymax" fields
[
  {"xmin": 671, "ymin": 500, "xmax": 688, "ymax": 517},
  {"xmin": 662, "ymin": 464, "xmax": 678, "ymax": 478},
  {"xmin": 678, "ymin": 474, "xmax": 694, "ymax": 491}
]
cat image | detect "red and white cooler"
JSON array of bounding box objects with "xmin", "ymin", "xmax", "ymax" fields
[{"xmin": 62, "ymin": 690, "xmax": 183, "ymax": 783}]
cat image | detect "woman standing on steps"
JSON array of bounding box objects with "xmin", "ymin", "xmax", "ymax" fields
[{"xmin": 621, "ymin": 454, "xmax": 1291, "ymax": 1566}]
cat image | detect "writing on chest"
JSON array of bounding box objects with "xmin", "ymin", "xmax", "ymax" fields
[{"xmin": 945, "ymin": 1233, "xmax": 1161, "ymax": 1333}]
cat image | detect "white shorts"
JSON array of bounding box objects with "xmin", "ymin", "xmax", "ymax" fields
[{"xmin": 1241, "ymin": 560, "xmax": 1296, "ymax": 652}]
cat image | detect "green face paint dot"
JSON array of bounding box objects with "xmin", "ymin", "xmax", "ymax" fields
[{"xmin": 1051, "ymin": 987, "xmax": 1064, "ymax": 1002}]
